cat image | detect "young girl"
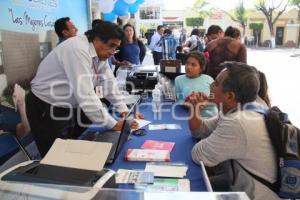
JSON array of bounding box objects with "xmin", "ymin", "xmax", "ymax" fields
[{"xmin": 175, "ymin": 51, "xmax": 217, "ymax": 118}]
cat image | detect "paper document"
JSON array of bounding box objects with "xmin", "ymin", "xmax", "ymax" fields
[
  {"xmin": 125, "ymin": 149, "xmax": 170, "ymax": 162},
  {"xmin": 41, "ymin": 138, "xmax": 112, "ymax": 171},
  {"xmin": 145, "ymin": 162, "xmax": 188, "ymax": 178},
  {"xmin": 141, "ymin": 140, "xmax": 175, "ymax": 152},
  {"xmin": 115, "ymin": 169, "xmax": 154, "ymax": 184},
  {"xmin": 148, "ymin": 124, "xmax": 181, "ymax": 130},
  {"xmin": 131, "ymin": 119, "xmax": 151, "ymax": 132},
  {"xmin": 135, "ymin": 178, "xmax": 190, "ymax": 192}
]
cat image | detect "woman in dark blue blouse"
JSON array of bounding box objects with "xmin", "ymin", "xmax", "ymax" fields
[{"xmin": 115, "ymin": 24, "xmax": 146, "ymax": 73}]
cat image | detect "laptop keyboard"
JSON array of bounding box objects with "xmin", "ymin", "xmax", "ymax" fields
[
  {"xmin": 85, "ymin": 131, "xmax": 120, "ymax": 144},
  {"xmin": 96, "ymin": 132, "xmax": 120, "ymax": 143}
]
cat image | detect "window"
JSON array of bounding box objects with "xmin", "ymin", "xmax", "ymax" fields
[{"xmin": 140, "ymin": 7, "xmax": 160, "ymax": 20}]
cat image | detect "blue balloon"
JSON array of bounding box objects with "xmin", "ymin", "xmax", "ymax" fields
[
  {"xmin": 113, "ymin": 0, "xmax": 129, "ymax": 16},
  {"xmin": 135, "ymin": 0, "xmax": 144, "ymax": 4},
  {"xmin": 103, "ymin": 12, "xmax": 117, "ymax": 22},
  {"xmin": 128, "ymin": 3, "xmax": 139, "ymax": 14}
]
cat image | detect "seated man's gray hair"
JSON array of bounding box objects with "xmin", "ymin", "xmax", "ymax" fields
[{"xmin": 219, "ymin": 61, "xmax": 260, "ymax": 105}]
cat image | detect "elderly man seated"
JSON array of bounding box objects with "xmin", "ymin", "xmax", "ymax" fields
[{"xmin": 186, "ymin": 62, "xmax": 279, "ymax": 200}]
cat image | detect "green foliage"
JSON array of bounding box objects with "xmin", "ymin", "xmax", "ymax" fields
[
  {"xmin": 235, "ymin": 2, "xmax": 247, "ymax": 24},
  {"xmin": 193, "ymin": 0, "xmax": 209, "ymax": 11},
  {"xmin": 192, "ymin": 0, "xmax": 211, "ymax": 17},
  {"xmin": 291, "ymin": 0, "xmax": 300, "ymax": 19},
  {"xmin": 249, "ymin": 23, "xmax": 263, "ymax": 30},
  {"xmin": 291, "ymin": 0, "xmax": 300, "ymax": 5},
  {"xmin": 228, "ymin": 1, "xmax": 248, "ymax": 26},
  {"xmin": 185, "ymin": 17, "xmax": 204, "ymax": 27}
]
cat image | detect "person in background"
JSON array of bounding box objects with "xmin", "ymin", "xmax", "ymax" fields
[
  {"xmin": 256, "ymin": 70, "xmax": 271, "ymax": 109},
  {"xmin": 183, "ymin": 28, "xmax": 203, "ymax": 52},
  {"xmin": 91, "ymin": 19, "xmax": 103, "ymax": 29},
  {"xmin": 149, "ymin": 25, "xmax": 164, "ymax": 65},
  {"xmin": 188, "ymin": 62, "xmax": 278, "ymax": 200},
  {"xmin": 115, "ymin": 23, "xmax": 146, "ymax": 66},
  {"xmin": 159, "ymin": 29, "xmax": 177, "ymax": 59},
  {"xmin": 176, "ymin": 46, "xmax": 186, "ymax": 65},
  {"xmin": 117, "ymin": 17, "xmax": 123, "ymax": 29},
  {"xmin": 12, "ymin": 84, "xmax": 30, "ymax": 139},
  {"xmin": 204, "ymin": 26, "xmax": 246, "ymax": 79},
  {"xmin": 175, "ymin": 51, "xmax": 217, "ymax": 118},
  {"xmin": 54, "ymin": 17, "xmax": 78, "ymax": 45},
  {"xmin": 26, "ymin": 21, "xmax": 140, "ymax": 157},
  {"xmin": 205, "ymin": 25, "xmax": 223, "ymax": 44},
  {"xmin": 179, "ymin": 28, "xmax": 187, "ymax": 46},
  {"xmin": 224, "ymin": 26, "xmax": 241, "ymax": 41}
]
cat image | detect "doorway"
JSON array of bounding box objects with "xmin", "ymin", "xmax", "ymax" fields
[{"xmin": 275, "ymin": 27, "xmax": 284, "ymax": 45}]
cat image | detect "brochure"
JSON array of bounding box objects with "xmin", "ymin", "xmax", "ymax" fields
[
  {"xmin": 115, "ymin": 169, "xmax": 154, "ymax": 184},
  {"xmin": 125, "ymin": 149, "xmax": 170, "ymax": 162},
  {"xmin": 148, "ymin": 124, "xmax": 182, "ymax": 130},
  {"xmin": 141, "ymin": 140, "xmax": 175, "ymax": 152},
  {"xmin": 145, "ymin": 162, "xmax": 188, "ymax": 178},
  {"xmin": 135, "ymin": 178, "xmax": 190, "ymax": 192}
]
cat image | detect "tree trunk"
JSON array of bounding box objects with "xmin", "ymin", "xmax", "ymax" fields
[
  {"xmin": 267, "ymin": 19, "xmax": 275, "ymax": 48},
  {"xmin": 270, "ymin": 36, "xmax": 276, "ymax": 48},
  {"xmin": 242, "ymin": 25, "xmax": 246, "ymax": 37}
]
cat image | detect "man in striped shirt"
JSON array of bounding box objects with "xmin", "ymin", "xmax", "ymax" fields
[{"xmin": 159, "ymin": 29, "xmax": 177, "ymax": 60}]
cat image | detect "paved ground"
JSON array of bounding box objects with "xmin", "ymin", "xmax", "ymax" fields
[
  {"xmin": 143, "ymin": 48, "xmax": 300, "ymax": 126},
  {"xmin": 248, "ymin": 48, "xmax": 300, "ymax": 126}
]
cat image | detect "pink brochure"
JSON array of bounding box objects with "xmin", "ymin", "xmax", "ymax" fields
[{"xmin": 141, "ymin": 140, "xmax": 175, "ymax": 152}]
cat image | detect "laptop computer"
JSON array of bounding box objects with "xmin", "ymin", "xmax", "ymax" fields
[
  {"xmin": 1, "ymin": 161, "xmax": 112, "ymax": 187},
  {"xmin": 0, "ymin": 134, "xmax": 116, "ymax": 188},
  {"xmin": 83, "ymin": 96, "xmax": 140, "ymax": 164}
]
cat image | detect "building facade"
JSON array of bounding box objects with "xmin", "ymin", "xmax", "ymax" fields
[{"xmin": 246, "ymin": 8, "xmax": 300, "ymax": 47}]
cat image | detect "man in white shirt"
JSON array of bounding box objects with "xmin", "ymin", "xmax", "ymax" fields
[
  {"xmin": 187, "ymin": 62, "xmax": 279, "ymax": 200},
  {"xmin": 26, "ymin": 21, "xmax": 134, "ymax": 157},
  {"xmin": 149, "ymin": 25, "xmax": 164, "ymax": 65},
  {"xmin": 54, "ymin": 17, "xmax": 78, "ymax": 45}
]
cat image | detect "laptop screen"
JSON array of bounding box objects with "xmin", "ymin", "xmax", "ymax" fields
[
  {"xmin": 112, "ymin": 96, "xmax": 141, "ymax": 159},
  {"xmin": 115, "ymin": 97, "xmax": 141, "ymax": 151}
]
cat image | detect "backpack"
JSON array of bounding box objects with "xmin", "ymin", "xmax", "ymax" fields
[
  {"xmin": 244, "ymin": 105, "xmax": 300, "ymax": 199},
  {"xmin": 189, "ymin": 36, "xmax": 204, "ymax": 52}
]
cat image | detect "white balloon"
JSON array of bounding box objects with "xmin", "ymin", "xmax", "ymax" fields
[
  {"xmin": 99, "ymin": 0, "xmax": 117, "ymax": 14},
  {"xmin": 124, "ymin": 0, "xmax": 136, "ymax": 4}
]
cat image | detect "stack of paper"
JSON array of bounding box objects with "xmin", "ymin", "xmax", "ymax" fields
[
  {"xmin": 148, "ymin": 124, "xmax": 181, "ymax": 130},
  {"xmin": 135, "ymin": 178, "xmax": 190, "ymax": 192},
  {"xmin": 125, "ymin": 149, "xmax": 170, "ymax": 162},
  {"xmin": 145, "ymin": 162, "xmax": 188, "ymax": 178},
  {"xmin": 141, "ymin": 140, "xmax": 175, "ymax": 152},
  {"xmin": 115, "ymin": 169, "xmax": 154, "ymax": 184}
]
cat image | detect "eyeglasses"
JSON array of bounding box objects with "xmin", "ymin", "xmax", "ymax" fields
[{"xmin": 105, "ymin": 42, "xmax": 120, "ymax": 54}]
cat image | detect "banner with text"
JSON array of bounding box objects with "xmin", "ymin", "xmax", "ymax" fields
[{"xmin": 0, "ymin": 0, "xmax": 88, "ymax": 33}]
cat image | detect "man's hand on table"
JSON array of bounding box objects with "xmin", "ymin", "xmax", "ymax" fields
[
  {"xmin": 119, "ymin": 112, "xmax": 144, "ymax": 130},
  {"xmin": 120, "ymin": 112, "xmax": 144, "ymax": 119}
]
